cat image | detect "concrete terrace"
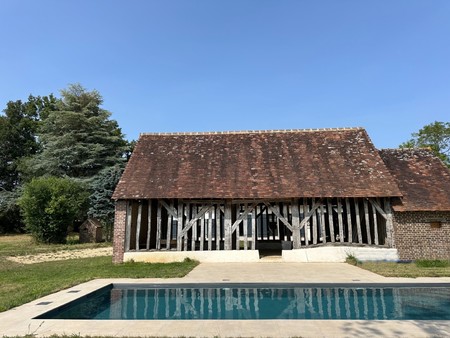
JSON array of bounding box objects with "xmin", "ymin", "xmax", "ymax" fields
[{"xmin": 1, "ymin": 262, "xmax": 450, "ymax": 337}]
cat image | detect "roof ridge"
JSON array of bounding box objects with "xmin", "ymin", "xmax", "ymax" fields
[{"xmin": 140, "ymin": 127, "xmax": 364, "ymax": 136}]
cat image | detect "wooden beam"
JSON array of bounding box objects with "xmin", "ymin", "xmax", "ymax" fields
[
  {"xmin": 345, "ymin": 198, "xmax": 353, "ymax": 244},
  {"xmin": 319, "ymin": 203, "xmax": 326, "ymax": 243},
  {"xmin": 283, "ymin": 204, "xmax": 289, "ymax": 241},
  {"xmin": 183, "ymin": 202, "xmax": 190, "ymax": 251},
  {"xmin": 208, "ymin": 207, "xmax": 213, "ymax": 251},
  {"xmin": 191, "ymin": 205, "xmax": 198, "ymax": 251},
  {"xmin": 231, "ymin": 203, "xmax": 258, "ymax": 232},
  {"xmin": 200, "ymin": 214, "xmax": 205, "ymax": 251},
  {"xmin": 384, "ymin": 198, "xmax": 395, "ymax": 247},
  {"xmin": 125, "ymin": 201, "xmax": 132, "ymax": 251},
  {"xmin": 371, "ymin": 202, "xmax": 379, "ymax": 245},
  {"xmin": 299, "ymin": 199, "xmax": 322, "ymax": 230},
  {"xmin": 354, "ymin": 198, "xmax": 363, "ymax": 244},
  {"xmin": 216, "ymin": 206, "xmax": 221, "ymax": 250},
  {"xmin": 179, "ymin": 205, "xmax": 212, "ymax": 237},
  {"xmin": 327, "ymin": 199, "xmax": 335, "ymax": 243},
  {"xmin": 224, "ymin": 200, "xmax": 232, "ymax": 250},
  {"xmin": 251, "ymin": 207, "xmax": 256, "ymax": 250},
  {"xmin": 312, "ymin": 199, "xmax": 318, "ymax": 245},
  {"xmin": 337, "ymin": 198, "xmax": 344, "ymax": 243},
  {"xmin": 166, "ymin": 200, "xmax": 173, "ymax": 250},
  {"xmin": 160, "ymin": 199, "xmax": 178, "ymax": 219},
  {"xmin": 303, "ymin": 199, "xmax": 309, "ymax": 246},
  {"xmin": 235, "ymin": 206, "xmax": 240, "ymax": 251},
  {"xmin": 136, "ymin": 201, "xmax": 142, "ymax": 250},
  {"xmin": 368, "ymin": 198, "xmax": 388, "ymax": 220},
  {"xmin": 176, "ymin": 201, "xmax": 183, "ymax": 251},
  {"xmin": 265, "ymin": 202, "xmax": 294, "ymax": 232},
  {"xmin": 291, "ymin": 199, "xmax": 301, "ymax": 249},
  {"xmin": 364, "ymin": 199, "xmax": 372, "ymax": 244},
  {"xmin": 146, "ymin": 201, "xmax": 152, "ymax": 250},
  {"xmin": 156, "ymin": 201, "xmax": 162, "ymax": 250},
  {"xmin": 243, "ymin": 203, "xmax": 248, "ymax": 250}
]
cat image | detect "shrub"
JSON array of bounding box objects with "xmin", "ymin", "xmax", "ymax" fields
[
  {"xmin": 18, "ymin": 176, "xmax": 89, "ymax": 243},
  {"xmin": 345, "ymin": 254, "xmax": 360, "ymax": 266}
]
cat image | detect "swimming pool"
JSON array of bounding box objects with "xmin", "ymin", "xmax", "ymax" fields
[{"xmin": 36, "ymin": 283, "xmax": 450, "ymax": 320}]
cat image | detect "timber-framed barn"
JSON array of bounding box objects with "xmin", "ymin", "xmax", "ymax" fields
[{"xmin": 112, "ymin": 128, "xmax": 450, "ymax": 263}]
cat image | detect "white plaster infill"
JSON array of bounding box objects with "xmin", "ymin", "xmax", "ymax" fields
[
  {"xmin": 282, "ymin": 246, "xmax": 399, "ymax": 262},
  {"xmin": 124, "ymin": 250, "xmax": 260, "ymax": 263}
]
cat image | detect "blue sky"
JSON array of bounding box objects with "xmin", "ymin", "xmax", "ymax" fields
[{"xmin": 1, "ymin": 0, "xmax": 449, "ymax": 148}]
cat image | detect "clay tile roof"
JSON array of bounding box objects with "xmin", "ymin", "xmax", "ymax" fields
[
  {"xmin": 379, "ymin": 149, "xmax": 450, "ymax": 212},
  {"xmin": 113, "ymin": 128, "xmax": 401, "ymax": 200}
]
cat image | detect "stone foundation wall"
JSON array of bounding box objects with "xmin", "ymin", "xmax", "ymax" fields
[
  {"xmin": 393, "ymin": 211, "xmax": 450, "ymax": 260},
  {"xmin": 112, "ymin": 200, "xmax": 127, "ymax": 263}
]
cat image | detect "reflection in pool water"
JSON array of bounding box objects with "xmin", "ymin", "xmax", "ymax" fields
[{"xmin": 36, "ymin": 284, "xmax": 450, "ymax": 320}]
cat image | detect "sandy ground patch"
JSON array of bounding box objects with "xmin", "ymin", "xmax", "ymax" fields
[{"xmin": 6, "ymin": 247, "xmax": 113, "ymax": 264}]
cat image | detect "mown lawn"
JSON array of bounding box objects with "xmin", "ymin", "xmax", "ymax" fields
[
  {"xmin": 348, "ymin": 258, "xmax": 450, "ymax": 278},
  {"xmin": 0, "ymin": 234, "xmax": 198, "ymax": 312}
]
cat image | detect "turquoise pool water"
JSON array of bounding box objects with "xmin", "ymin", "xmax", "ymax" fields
[{"xmin": 36, "ymin": 283, "xmax": 450, "ymax": 320}]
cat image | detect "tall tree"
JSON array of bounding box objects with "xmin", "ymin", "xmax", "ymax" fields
[
  {"xmin": 25, "ymin": 84, "xmax": 128, "ymax": 182},
  {"xmin": 0, "ymin": 95, "xmax": 58, "ymax": 233},
  {"xmin": 88, "ymin": 164, "xmax": 125, "ymax": 241},
  {"xmin": 400, "ymin": 121, "xmax": 450, "ymax": 167}
]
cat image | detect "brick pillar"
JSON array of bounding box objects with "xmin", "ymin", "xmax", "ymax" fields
[{"xmin": 113, "ymin": 200, "xmax": 127, "ymax": 263}]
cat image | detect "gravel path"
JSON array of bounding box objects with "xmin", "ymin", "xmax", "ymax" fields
[{"xmin": 6, "ymin": 247, "xmax": 113, "ymax": 264}]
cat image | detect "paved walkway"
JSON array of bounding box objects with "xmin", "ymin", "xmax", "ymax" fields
[{"xmin": 1, "ymin": 262, "xmax": 449, "ymax": 337}]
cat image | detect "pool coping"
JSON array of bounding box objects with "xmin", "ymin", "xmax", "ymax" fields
[{"xmin": 1, "ymin": 262, "xmax": 450, "ymax": 337}]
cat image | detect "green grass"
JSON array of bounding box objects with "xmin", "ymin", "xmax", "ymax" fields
[
  {"xmin": 0, "ymin": 234, "xmax": 199, "ymax": 312},
  {"xmin": 352, "ymin": 260, "xmax": 450, "ymax": 278}
]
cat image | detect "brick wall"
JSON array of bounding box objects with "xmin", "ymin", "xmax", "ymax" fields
[
  {"xmin": 112, "ymin": 200, "xmax": 127, "ymax": 263},
  {"xmin": 393, "ymin": 211, "xmax": 450, "ymax": 260}
]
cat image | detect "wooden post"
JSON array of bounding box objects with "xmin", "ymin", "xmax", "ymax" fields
[
  {"xmin": 166, "ymin": 200, "xmax": 172, "ymax": 250},
  {"xmin": 136, "ymin": 201, "xmax": 142, "ymax": 250},
  {"xmin": 303, "ymin": 199, "xmax": 309, "ymax": 246},
  {"xmin": 319, "ymin": 203, "xmax": 326, "ymax": 243},
  {"xmin": 251, "ymin": 205, "xmax": 256, "ymax": 250},
  {"xmin": 327, "ymin": 199, "xmax": 335, "ymax": 243},
  {"xmin": 345, "ymin": 198, "xmax": 353, "ymax": 244},
  {"xmin": 371, "ymin": 201, "xmax": 379, "ymax": 245},
  {"xmin": 156, "ymin": 201, "xmax": 162, "ymax": 250},
  {"xmin": 191, "ymin": 205, "xmax": 198, "ymax": 251},
  {"xmin": 354, "ymin": 198, "xmax": 363, "ymax": 244},
  {"xmin": 235, "ymin": 205, "xmax": 240, "ymax": 251},
  {"xmin": 243, "ymin": 203, "xmax": 248, "ymax": 250},
  {"xmin": 183, "ymin": 202, "xmax": 190, "ymax": 251},
  {"xmin": 364, "ymin": 199, "xmax": 372, "ymax": 244},
  {"xmin": 177, "ymin": 201, "xmax": 183, "ymax": 251},
  {"xmin": 224, "ymin": 200, "xmax": 232, "ymax": 250},
  {"xmin": 146, "ymin": 201, "xmax": 152, "ymax": 250},
  {"xmin": 291, "ymin": 199, "xmax": 301, "ymax": 249},
  {"xmin": 208, "ymin": 206, "xmax": 213, "ymax": 251},
  {"xmin": 384, "ymin": 198, "xmax": 394, "ymax": 247},
  {"xmin": 337, "ymin": 198, "xmax": 344, "ymax": 243},
  {"xmin": 200, "ymin": 214, "xmax": 205, "ymax": 251},
  {"xmin": 312, "ymin": 199, "xmax": 318, "ymax": 245},
  {"xmin": 125, "ymin": 201, "xmax": 132, "ymax": 251},
  {"xmin": 216, "ymin": 206, "xmax": 221, "ymax": 250}
]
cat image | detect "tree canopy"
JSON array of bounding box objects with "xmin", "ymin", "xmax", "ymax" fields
[
  {"xmin": 400, "ymin": 121, "xmax": 450, "ymax": 167},
  {"xmin": 18, "ymin": 176, "xmax": 89, "ymax": 243},
  {"xmin": 1, "ymin": 84, "xmax": 132, "ymax": 237},
  {"xmin": 25, "ymin": 84, "xmax": 128, "ymax": 182}
]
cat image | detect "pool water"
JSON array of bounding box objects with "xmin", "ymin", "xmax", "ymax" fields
[{"xmin": 36, "ymin": 283, "xmax": 450, "ymax": 320}]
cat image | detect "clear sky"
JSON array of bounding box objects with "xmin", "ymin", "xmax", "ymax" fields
[{"xmin": 1, "ymin": 0, "xmax": 449, "ymax": 148}]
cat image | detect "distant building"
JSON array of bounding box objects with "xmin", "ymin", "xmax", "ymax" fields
[{"xmin": 112, "ymin": 128, "xmax": 450, "ymax": 263}]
